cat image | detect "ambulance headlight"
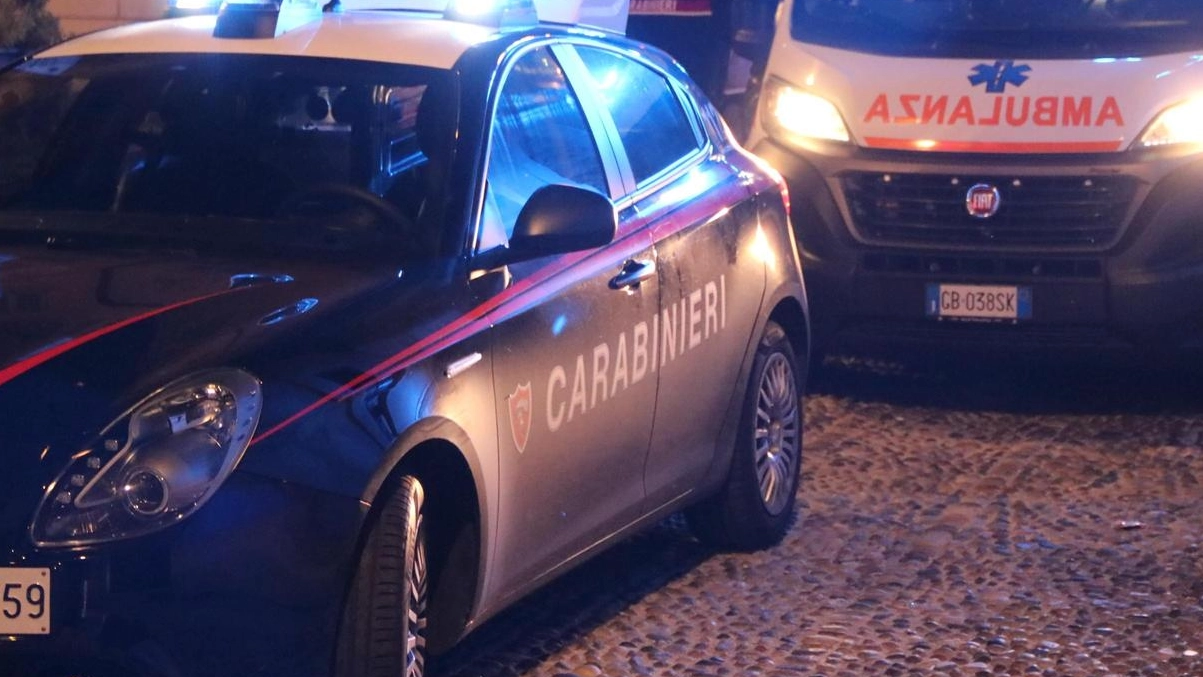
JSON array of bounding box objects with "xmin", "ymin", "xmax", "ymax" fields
[
  {"xmin": 31, "ymin": 369, "xmax": 261, "ymax": 548},
  {"xmin": 1137, "ymin": 98, "xmax": 1203, "ymax": 148},
  {"xmin": 762, "ymin": 78, "xmax": 851, "ymax": 145}
]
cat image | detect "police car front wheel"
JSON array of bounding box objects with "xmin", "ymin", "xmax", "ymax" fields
[{"xmin": 336, "ymin": 476, "xmax": 429, "ymax": 677}]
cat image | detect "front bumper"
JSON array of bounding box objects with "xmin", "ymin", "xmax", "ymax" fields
[
  {"xmin": 752, "ymin": 138, "xmax": 1203, "ymax": 355},
  {"xmin": 0, "ymin": 473, "xmax": 362, "ymax": 677}
]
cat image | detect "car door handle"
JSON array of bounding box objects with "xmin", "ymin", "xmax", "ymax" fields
[{"xmin": 608, "ymin": 259, "xmax": 656, "ymax": 291}]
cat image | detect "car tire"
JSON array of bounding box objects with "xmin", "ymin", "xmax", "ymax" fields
[
  {"xmin": 687, "ymin": 320, "xmax": 803, "ymax": 550},
  {"xmin": 336, "ymin": 476, "xmax": 429, "ymax": 677}
]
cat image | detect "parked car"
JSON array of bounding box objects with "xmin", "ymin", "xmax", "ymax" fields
[
  {"xmin": 0, "ymin": 1, "xmax": 809, "ymax": 675},
  {"xmin": 744, "ymin": 0, "xmax": 1203, "ymax": 357}
]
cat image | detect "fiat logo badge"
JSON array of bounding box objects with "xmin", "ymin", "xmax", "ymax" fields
[{"xmin": 966, "ymin": 183, "xmax": 1002, "ymax": 219}]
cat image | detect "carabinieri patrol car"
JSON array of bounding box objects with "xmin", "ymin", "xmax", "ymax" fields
[
  {"xmin": 0, "ymin": 1, "xmax": 809, "ymax": 675},
  {"xmin": 744, "ymin": 0, "xmax": 1203, "ymax": 356}
]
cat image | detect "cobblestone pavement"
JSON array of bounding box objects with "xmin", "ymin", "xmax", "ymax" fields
[{"xmin": 434, "ymin": 355, "xmax": 1203, "ymax": 677}]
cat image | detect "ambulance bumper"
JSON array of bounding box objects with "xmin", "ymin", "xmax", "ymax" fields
[{"xmin": 752, "ymin": 138, "xmax": 1203, "ymax": 356}]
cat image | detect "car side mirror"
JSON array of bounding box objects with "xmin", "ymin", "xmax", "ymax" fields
[
  {"xmin": 731, "ymin": 0, "xmax": 777, "ymax": 64},
  {"xmin": 478, "ymin": 185, "xmax": 617, "ymax": 268}
]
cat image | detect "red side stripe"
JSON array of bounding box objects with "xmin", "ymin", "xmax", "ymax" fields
[
  {"xmin": 0, "ymin": 289, "xmax": 238, "ymax": 389},
  {"xmin": 250, "ymin": 242, "xmax": 612, "ymax": 446},
  {"xmin": 251, "ymin": 175, "xmax": 739, "ymax": 446},
  {"xmin": 864, "ymin": 137, "xmax": 1124, "ymax": 154}
]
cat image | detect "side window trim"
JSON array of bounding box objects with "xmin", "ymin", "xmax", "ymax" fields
[
  {"xmin": 634, "ymin": 77, "xmax": 709, "ymax": 195},
  {"xmin": 669, "ymin": 79, "xmax": 708, "ymax": 152},
  {"xmin": 468, "ymin": 39, "xmax": 623, "ymax": 258},
  {"xmin": 553, "ymin": 44, "xmax": 635, "ymax": 198},
  {"xmin": 566, "ymin": 42, "xmax": 712, "ymax": 208}
]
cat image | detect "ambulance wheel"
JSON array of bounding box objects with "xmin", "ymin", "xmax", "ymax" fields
[
  {"xmin": 687, "ymin": 320, "xmax": 802, "ymax": 550},
  {"xmin": 336, "ymin": 476, "xmax": 429, "ymax": 677}
]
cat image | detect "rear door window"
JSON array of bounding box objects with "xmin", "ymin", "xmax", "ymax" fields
[{"xmin": 572, "ymin": 46, "xmax": 703, "ymax": 188}]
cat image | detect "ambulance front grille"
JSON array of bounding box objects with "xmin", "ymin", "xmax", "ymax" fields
[{"xmin": 842, "ymin": 172, "xmax": 1138, "ymax": 249}]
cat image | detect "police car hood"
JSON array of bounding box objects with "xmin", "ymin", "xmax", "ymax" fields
[
  {"xmin": 0, "ymin": 243, "xmax": 393, "ymax": 380},
  {"xmin": 774, "ymin": 42, "xmax": 1203, "ymax": 153},
  {"xmin": 0, "ymin": 242, "xmax": 415, "ymax": 551}
]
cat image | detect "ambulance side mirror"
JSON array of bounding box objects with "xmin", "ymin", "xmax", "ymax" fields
[{"xmin": 731, "ymin": 0, "xmax": 777, "ymax": 63}]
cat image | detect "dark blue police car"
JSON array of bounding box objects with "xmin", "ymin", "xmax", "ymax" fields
[{"xmin": 0, "ymin": 1, "xmax": 810, "ymax": 675}]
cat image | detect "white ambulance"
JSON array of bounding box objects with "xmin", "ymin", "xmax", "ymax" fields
[{"xmin": 744, "ymin": 0, "xmax": 1203, "ymax": 356}]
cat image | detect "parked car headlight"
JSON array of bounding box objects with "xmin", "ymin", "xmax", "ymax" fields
[
  {"xmin": 763, "ymin": 78, "xmax": 851, "ymax": 145},
  {"xmin": 1137, "ymin": 98, "xmax": 1203, "ymax": 148},
  {"xmin": 31, "ymin": 369, "xmax": 262, "ymax": 548}
]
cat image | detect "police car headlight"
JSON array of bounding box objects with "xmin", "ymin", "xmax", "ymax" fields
[
  {"xmin": 1137, "ymin": 98, "xmax": 1203, "ymax": 148},
  {"xmin": 31, "ymin": 369, "xmax": 261, "ymax": 548},
  {"xmin": 763, "ymin": 78, "xmax": 851, "ymax": 145}
]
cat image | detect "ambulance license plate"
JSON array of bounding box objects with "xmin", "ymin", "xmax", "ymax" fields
[
  {"xmin": 0, "ymin": 568, "xmax": 50, "ymax": 635},
  {"xmin": 926, "ymin": 284, "xmax": 1031, "ymax": 321}
]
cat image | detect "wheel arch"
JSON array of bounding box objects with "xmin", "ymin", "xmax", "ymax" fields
[
  {"xmin": 691, "ymin": 290, "xmax": 809, "ymax": 501},
  {"xmin": 357, "ymin": 418, "xmax": 488, "ymax": 656},
  {"xmin": 767, "ymin": 294, "xmax": 810, "ymax": 384}
]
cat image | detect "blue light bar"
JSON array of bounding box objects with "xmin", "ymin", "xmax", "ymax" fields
[
  {"xmin": 214, "ymin": 0, "xmax": 325, "ymax": 38},
  {"xmin": 444, "ymin": 0, "xmax": 537, "ymax": 29},
  {"xmin": 167, "ymin": 0, "xmax": 222, "ymax": 16}
]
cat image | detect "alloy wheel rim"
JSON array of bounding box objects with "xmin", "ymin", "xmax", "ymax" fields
[
  {"xmin": 754, "ymin": 352, "xmax": 800, "ymax": 516},
  {"xmin": 406, "ymin": 516, "xmax": 429, "ymax": 677}
]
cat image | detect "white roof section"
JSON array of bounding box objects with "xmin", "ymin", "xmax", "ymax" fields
[
  {"xmin": 540, "ymin": 0, "xmax": 628, "ymax": 33},
  {"xmin": 38, "ymin": 12, "xmax": 496, "ymax": 70},
  {"xmin": 339, "ymin": 0, "xmax": 446, "ymax": 9},
  {"xmin": 337, "ymin": 0, "xmax": 628, "ymax": 32}
]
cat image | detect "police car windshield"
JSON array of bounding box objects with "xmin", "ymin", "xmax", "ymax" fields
[
  {"xmin": 0, "ymin": 53, "xmax": 454, "ymax": 248},
  {"xmin": 790, "ymin": 0, "xmax": 1203, "ymax": 58}
]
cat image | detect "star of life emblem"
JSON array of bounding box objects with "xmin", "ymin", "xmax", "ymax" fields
[
  {"xmin": 508, "ymin": 382, "xmax": 533, "ymax": 453},
  {"xmin": 968, "ymin": 60, "xmax": 1031, "ymax": 93}
]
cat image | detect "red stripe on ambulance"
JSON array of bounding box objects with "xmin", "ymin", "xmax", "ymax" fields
[{"xmin": 863, "ymin": 138, "xmax": 1124, "ymax": 154}]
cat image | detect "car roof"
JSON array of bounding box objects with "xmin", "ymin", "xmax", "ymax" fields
[{"xmin": 37, "ymin": 11, "xmax": 503, "ymax": 70}]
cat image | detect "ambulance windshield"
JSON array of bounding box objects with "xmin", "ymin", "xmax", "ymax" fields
[{"xmin": 790, "ymin": 0, "xmax": 1203, "ymax": 58}]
